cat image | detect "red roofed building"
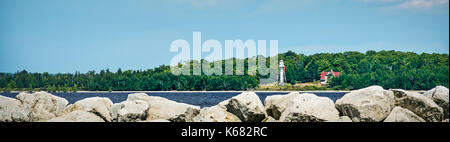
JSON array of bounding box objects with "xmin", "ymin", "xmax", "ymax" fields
[{"xmin": 320, "ymin": 70, "xmax": 341, "ymax": 84}]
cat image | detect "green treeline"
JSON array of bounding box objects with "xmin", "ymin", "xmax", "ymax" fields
[
  {"xmin": 0, "ymin": 50, "xmax": 448, "ymax": 91},
  {"xmin": 0, "ymin": 66, "xmax": 258, "ymax": 92},
  {"xmin": 280, "ymin": 50, "xmax": 449, "ymax": 90}
]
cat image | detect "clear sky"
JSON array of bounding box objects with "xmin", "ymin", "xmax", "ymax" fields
[{"xmin": 0, "ymin": 0, "xmax": 449, "ymax": 73}]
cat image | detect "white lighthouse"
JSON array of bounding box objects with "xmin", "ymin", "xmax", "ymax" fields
[{"xmin": 279, "ymin": 60, "xmax": 285, "ymax": 86}]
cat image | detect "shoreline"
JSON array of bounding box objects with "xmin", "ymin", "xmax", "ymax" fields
[{"xmin": 0, "ymin": 90, "xmax": 426, "ymax": 93}]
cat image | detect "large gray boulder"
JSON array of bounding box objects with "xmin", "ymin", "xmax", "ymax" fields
[
  {"xmin": 16, "ymin": 91, "xmax": 69, "ymax": 122},
  {"xmin": 423, "ymin": 86, "xmax": 449, "ymax": 119},
  {"xmin": 391, "ymin": 89, "xmax": 443, "ymax": 122},
  {"xmin": 264, "ymin": 92, "xmax": 300, "ymax": 120},
  {"xmin": 110, "ymin": 100, "xmax": 149, "ymax": 122},
  {"xmin": 335, "ymin": 86, "xmax": 395, "ymax": 122},
  {"xmin": 47, "ymin": 110, "xmax": 105, "ymax": 122},
  {"xmin": 217, "ymin": 99, "xmax": 230, "ymax": 110},
  {"xmin": 62, "ymin": 97, "xmax": 113, "ymax": 122},
  {"xmin": 192, "ymin": 106, "xmax": 241, "ymax": 122},
  {"xmin": 222, "ymin": 91, "xmax": 266, "ymax": 122},
  {"xmin": 383, "ymin": 106, "xmax": 425, "ymax": 122},
  {"xmin": 0, "ymin": 95, "xmax": 29, "ymax": 122},
  {"xmin": 127, "ymin": 93, "xmax": 200, "ymax": 122},
  {"xmin": 168, "ymin": 107, "xmax": 200, "ymax": 122},
  {"xmin": 278, "ymin": 93, "xmax": 340, "ymax": 122}
]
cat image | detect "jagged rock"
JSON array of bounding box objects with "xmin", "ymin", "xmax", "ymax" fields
[
  {"xmin": 391, "ymin": 89, "xmax": 443, "ymax": 122},
  {"xmin": 192, "ymin": 106, "xmax": 241, "ymax": 122},
  {"xmin": 110, "ymin": 100, "xmax": 149, "ymax": 122},
  {"xmin": 264, "ymin": 92, "xmax": 299, "ymax": 120},
  {"xmin": 0, "ymin": 95, "xmax": 29, "ymax": 122},
  {"xmin": 262, "ymin": 116, "xmax": 277, "ymax": 122},
  {"xmin": 16, "ymin": 91, "xmax": 68, "ymax": 122},
  {"xmin": 110, "ymin": 103, "xmax": 121, "ymax": 122},
  {"xmin": 423, "ymin": 86, "xmax": 449, "ymax": 119},
  {"xmin": 47, "ymin": 110, "xmax": 104, "ymax": 122},
  {"xmin": 383, "ymin": 106, "xmax": 425, "ymax": 122},
  {"xmin": 278, "ymin": 93, "xmax": 340, "ymax": 122},
  {"xmin": 168, "ymin": 107, "xmax": 200, "ymax": 122},
  {"xmin": 148, "ymin": 119, "xmax": 170, "ymax": 122},
  {"xmin": 62, "ymin": 97, "xmax": 113, "ymax": 122},
  {"xmin": 337, "ymin": 116, "xmax": 353, "ymax": 122},
  {"xmin": 265, "ymin": 92, "xmax": 340, "ymax": 121},
  {"xmin": 222, "ymin": 91, "xmax": 266, "ymax": 122},
  {"xmin": 335, "ymin": 86, "xmax": 395, "ymax": 122},
  {"xmin": 127, "ymin": 93, "xmax": 200, "ymax": 122},
  {"xmin": 217, "ymin": 99, "xmax": 230, "ymax": 110}
]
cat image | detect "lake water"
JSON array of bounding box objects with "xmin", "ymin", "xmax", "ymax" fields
[{"xmin": 0, "ymin": 92, "xmax": 348, "ymax": 108}]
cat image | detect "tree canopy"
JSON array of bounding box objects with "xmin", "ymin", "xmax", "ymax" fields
[{"xmin": 0, "ymin": 50, "xmax": 448, "ymax": 91}]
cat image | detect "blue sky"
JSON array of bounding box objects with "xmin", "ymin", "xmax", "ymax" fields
[{"xmin": 0, "ymin": 0, "xmax": 448, "ymax": 73}]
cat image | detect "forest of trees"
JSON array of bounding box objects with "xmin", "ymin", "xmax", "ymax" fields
[
  {"xmin": 280, "ymin": 50, "xmax": 449, "ymax": 90},
  {"xmin": 0, "ymin": 50, "xmax": 448, "ymax": 92},
  {"xmin": 0, "ymin": 66, "xmax": 258, "ymax": 92}
]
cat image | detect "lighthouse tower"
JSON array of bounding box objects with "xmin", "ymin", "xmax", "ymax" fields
[{"xmin": 279, "ymin": 60, "xmax": 285, "ymax": 86}]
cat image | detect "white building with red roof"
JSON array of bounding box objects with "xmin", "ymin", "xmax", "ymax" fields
[{"xmin": 320, "ymin": 70, "xmax": 341, "ymax": 85}]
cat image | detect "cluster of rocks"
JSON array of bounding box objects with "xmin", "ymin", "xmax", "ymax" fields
[
  {"xmin": 335, "ymin": 86, "xmax": 448, "ymax": 122},
  {"xmin": 0, "ymin": 86, "xmax": 448, "ymax": 122}
]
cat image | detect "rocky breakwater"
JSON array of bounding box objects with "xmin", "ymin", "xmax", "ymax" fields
[
  {"xmin": 265, "ymin": 92, "xmax": 341, "ymax": 122},
  {"xmin": 1, "ymin": 86, "xmax": 448, "ymax": 122},
  {"xmin": 335, "ymin": 86, "xmax": 448, "ymax": 122}
]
